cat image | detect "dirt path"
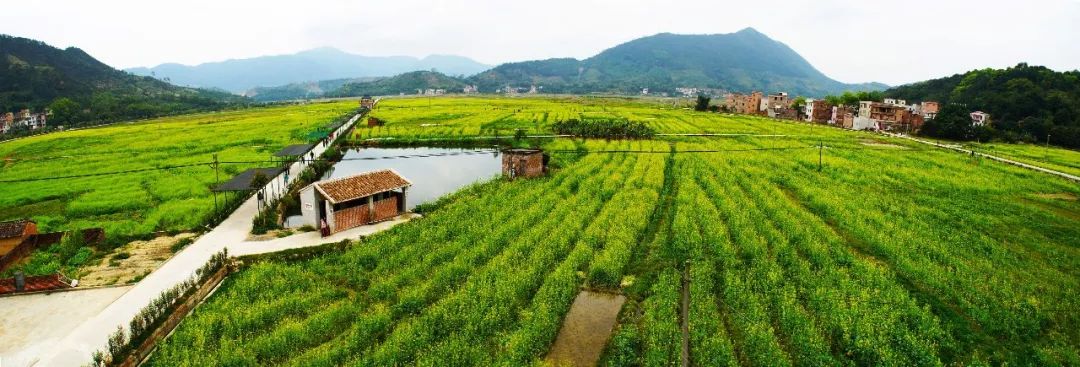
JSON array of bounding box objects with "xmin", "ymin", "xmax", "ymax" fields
[
  {"xmin": 545, "ymin": 291, "xmax": 627, "ymax": 366},
  {"xmin": 890, "ymin": 133, "xmax": 1080, "ymax": 183}
]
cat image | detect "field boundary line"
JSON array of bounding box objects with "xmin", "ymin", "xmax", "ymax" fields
[{"xmin": 890, "ymin": 133, "xmax": 1080, "ymax": 183}]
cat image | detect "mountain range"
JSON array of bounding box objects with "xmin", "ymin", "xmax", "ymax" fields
[
  {"xmin": 125, "ymin": 48, "xmax": 492, "ymax": 94},
  {"xmin": 248, "ymin": 28, "xmax": 886, "ymax": 101},
  {"xmin": 471, "ymin": 28, "xmax": 886, "ymax": 97}
]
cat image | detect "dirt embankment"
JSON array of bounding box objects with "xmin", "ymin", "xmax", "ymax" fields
[{"xmin": 79, "ymin": 233, "xmax": 197, "ymax": 287}]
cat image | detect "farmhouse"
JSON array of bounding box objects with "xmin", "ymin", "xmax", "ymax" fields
[
  {"xmin": 299, "ymin": 169, "xmax": 412, "ymax": 235},
  {"xmin": 0, "ymin": 219, "xmax": 38, "ymax": 257},
  {"xmin": 502, "ymin": 148, "xmax": 548, "ymax": 179},
  {"xmin": 360, "ymin": 95, "xmax": 376, "ymax": 109}
]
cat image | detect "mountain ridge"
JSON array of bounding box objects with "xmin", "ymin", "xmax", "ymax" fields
[{"xmin": 126, "ymin": 48, "xmax": 492, "ymax": 93}]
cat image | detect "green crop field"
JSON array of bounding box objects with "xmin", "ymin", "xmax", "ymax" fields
[
  {"xmin": 354, "ymin": 96, "xmax": 845, "ymax": 139},
  {"xmin": 146, "ymin": 97, "xmax": 1080, "ymax": 366},
  {"xmin": 0, "ymin": 101, "xmax": 356, "ymax": 239}
]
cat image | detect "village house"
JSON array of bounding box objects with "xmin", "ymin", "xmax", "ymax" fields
[
  {"xmin": 831, "ymin": 106, "xmax": 856, "ymax": 129},
  {"xmin": 970, "ymin": 111, "xmax": 991, "ymax": 126},
  {"xmin": 360, "ymin": 95, "xmax": 376, "ymax": 109},
  {"xmin": 299, "ymin": 169, "xmax": 412, "ymax": 235},
  {"xmin": 463, "ymin": 85, "xmax": 479, "ymax": 94},
  {"xmin": 0, "ymin": 219, "xmax": 38, "ymax": 258},
  {"xmin": 502, "ymin": 148, "xmax": 548, "ymax": 179},
  {"xmin": 922, "ymin": 101, "xmax": 940, "ymax": 119},
  {"xmin": 0, "ymin": 112, "xmax": 13, "ymax": 134},
  {"xmin": 804, "ymin": 99, "xmax": 832, "ymax": 123}
]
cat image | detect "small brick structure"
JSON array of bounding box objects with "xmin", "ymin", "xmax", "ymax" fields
[
  {"xmin": 502, "ymin": 148, "xmax": 547, "ymax": 179},
  {"xmin": 300, "ymin": 169, "xmax": 412, "ymax": 235}
]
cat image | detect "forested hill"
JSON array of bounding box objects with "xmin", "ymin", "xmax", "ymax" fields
[
  {"xmin": 888, "ymin": 63, "xmax": 1080, "ymax": 148},
  {"xmin": 0, "ymin": 35, "xmax": 244, "ymax": 130},
  {"xmin": 469, "ymin": 28, "xmax": 887, "ymax": 97},
  {"xmin": 327, "ymin": 71, "xmax": 467, "ymax": 98}
]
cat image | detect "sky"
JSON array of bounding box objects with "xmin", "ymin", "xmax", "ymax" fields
[{"xmin": 2, "ymin": 0, "xmax": 1078, "ymax": 86}]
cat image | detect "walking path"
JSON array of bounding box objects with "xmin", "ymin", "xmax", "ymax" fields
[
  {"xmin": 25, "ymin": 112, "xmax": 374, "ymax": 367},
  {"xmin": 889, "ymin": 133, "xmax": 1080, "ymax": 183}
]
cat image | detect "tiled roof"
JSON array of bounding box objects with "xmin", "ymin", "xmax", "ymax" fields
[
  {"xmin": 314, "ymin": 169, "xmax": 411, "ymax": 204},
  {"xmin": 0, "ymin": 219, "xmax": 32, "ymax": 239},
  {"xmin": 0, "ymin": 273, "xmax": 73, "ymax": 294}
]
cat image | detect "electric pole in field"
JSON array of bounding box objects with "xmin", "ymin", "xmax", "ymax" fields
[{"xmin": 213, "ymin": 154, "xmax": 220, "ymax": 219}]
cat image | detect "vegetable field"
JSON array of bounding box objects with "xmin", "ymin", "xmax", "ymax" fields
[
  {"xmin": 353, "ymin": 96, "xmax": 841, "ymax": 140},
  {"xmin": 0, "ymin": 102, "xmax": 356, "ymax": 240},
  {"xmin": 147, "ymin": 98, "xmax": 1079, "ymax": 366}
]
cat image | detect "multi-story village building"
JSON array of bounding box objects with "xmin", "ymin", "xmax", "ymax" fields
[
  {"xmin": 856, "ymin": 101, "xmax": 923, "ymax": 132},
  {"xmin": 804, "ymin": 99, "xmax": 832, "ymax": 123},
  {"xmin": 1, "ymin": 110, "xmax": 47, "ymax": 134},
  {"xmin": 724, "ymin": 91, "xmax": 764, "ymax": 115},
  {"xmin": 921, "ymin": 101, "xmax": 939, "ymax": 119}
]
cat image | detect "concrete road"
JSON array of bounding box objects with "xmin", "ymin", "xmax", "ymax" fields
[{"xmin": 0, "ymin": 286, "xmax": 133, "ymax": 367}]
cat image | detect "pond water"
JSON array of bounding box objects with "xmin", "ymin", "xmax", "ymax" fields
[{"xmin": 284, "ymin": 147, "xmax": 502, "ymax": 228}]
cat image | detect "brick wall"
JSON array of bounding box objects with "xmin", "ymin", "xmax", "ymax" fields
[
  {"xmin": 373, "ymin": 196, "xmax": 400, "ymax": 222},
  {"xmin": 333, "ymin": 204, "xmax": 371, "ymax": 233},
  {"xmin": 502, "ymin": 153, "xmax": 545, "ymax": 178}
]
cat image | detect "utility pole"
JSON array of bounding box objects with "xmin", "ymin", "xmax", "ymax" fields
[
  {"xmin": 212, "ymin": 154, "xmax": 220, "ymax": 220},
  {"xmin": 818, "ymin": 141, "xmax": 823, "ymax": 171}
]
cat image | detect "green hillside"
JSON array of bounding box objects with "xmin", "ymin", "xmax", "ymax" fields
[
  {"xmin": 888, "ymin": 63, "xmax": 1080, "ymax": 148},
  {"xmin": 470, "ymin": 28, "xmax": 886, "ymax": 96},
  {"xmin": 0, "ymin": 35, "xmax": 244, "ymax": 132}
]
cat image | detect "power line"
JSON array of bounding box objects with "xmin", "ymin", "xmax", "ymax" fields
[{"xmin": 0, "ymin": 163, "xmax": 210, "ymax": 183}]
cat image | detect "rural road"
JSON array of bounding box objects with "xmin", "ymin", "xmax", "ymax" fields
[{"xmin": 23, "ymin": 113, "xmax": 367, "ymax": 367}]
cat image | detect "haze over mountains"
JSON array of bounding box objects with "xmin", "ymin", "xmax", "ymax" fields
[
  {"xmin": 249, "ymin": 28, "xmax": 888, "ymax": 100},
  {"xmin": 125, "ymin": 48, "xmax": 493, "ymax": 94}
]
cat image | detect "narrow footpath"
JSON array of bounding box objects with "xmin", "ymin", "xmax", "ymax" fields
[
  {"xmin": 28, "ymin": 113, "xmax": 371, "ymax": 367},
  {"xmin": 888, "ymin": 133, "xmax": 1080, "ymax": 183}
]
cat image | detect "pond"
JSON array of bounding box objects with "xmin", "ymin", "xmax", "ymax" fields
[{"xmin": 284, "ymin": 147, "xmax": 503, "ymax": 227}]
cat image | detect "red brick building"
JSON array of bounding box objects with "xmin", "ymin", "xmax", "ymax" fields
[
  {"xmin": 299, "ymin": 169, "xmax": 411, "ymax": 235},
  {"xmin": 503, "ymin": 149, "xmax": 547, "ymax": 179}
]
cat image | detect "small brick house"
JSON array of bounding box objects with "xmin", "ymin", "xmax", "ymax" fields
[
  {"xmin": 299, "ymin": 169, "xmax": 411, "ymax": 235},
  {"xmin": 0, "ymin": 219, "xmax": 38, "ymax": 257},
  {"xmin": 360, "ymin": 95, "xmax": 376, "ymax": 109},
  {"xmin": 502, "ymin": 149, "xmax": 548, "ymax": 179}
]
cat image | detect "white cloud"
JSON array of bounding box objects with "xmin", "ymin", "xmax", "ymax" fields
[{"xmin": 1, "ymin": 0, "xmax": 1077, "ymax": 85}]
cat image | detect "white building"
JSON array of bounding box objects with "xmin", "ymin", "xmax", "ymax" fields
[{"xmin": 970, "ymin": 111, "xmax": 991, "ymax": 126}]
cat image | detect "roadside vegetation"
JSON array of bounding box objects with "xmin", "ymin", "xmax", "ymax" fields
[{"xmin": 146, "ymin": 97, "xmax": 1079, "ymax": 365}]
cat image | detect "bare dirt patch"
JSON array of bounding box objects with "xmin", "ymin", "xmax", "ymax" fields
[
  {"xmin": 245, "ymin": 229, "xmax": 296, "ymax": 242},
  {"xmin": 78, "ymin": 233, "xmax": 197, "ymax": 287},
  {"xmin": 1034, "ymin": 193, "xmax": 1078, "ymax": 201},
  {"xmin": 860, "ymin": 140, "xmax": 908, "ymax": 149},
  {"xmin": 546, "ymin": 291, "xmax": 627, "ymax": 367}
]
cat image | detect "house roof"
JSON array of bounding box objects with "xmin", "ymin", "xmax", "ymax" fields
[
  {"xmin": 0, "ymin": 219, "xmax": 33, "ymax": 239},
  {"xmin": 312, "ymin": 169, "xmax": 411, "ymax": 204},
  {"xmin": 273, "ymin": 144, "xmax": 314, "ymax": 157},
  {"xmin": 213, "ymin": 167, "xmax": 286, "ymax": 192},
  {"xmin": 0, "ymin": 273, "xmax": 74, "ymax": 294},
  {"xmin": 503, "ymin": 148, "xmax": 544, "ymax": 155}
]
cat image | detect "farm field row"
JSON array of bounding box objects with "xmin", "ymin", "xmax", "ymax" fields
[{"xmin": 148, "ymin": 131, "xmax": 1079, "ymax": 365}]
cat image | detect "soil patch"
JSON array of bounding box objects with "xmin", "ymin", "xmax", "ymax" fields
[
  {"xmin": 1034, "ymin": 193, "xmax": 1078, "ymax": 201},
  {"xmin": 79, "ymin": 233, "xmax": 196, "ymax": 287},
  {"xmin": 860, "ymin": 140, "xmax": 908, "ymax": 149},
  {"xmin": 546, "ymin": 291, "xmax": 627, "ymax": 366},
  {"xmin": 245, "ymin": 229, "xmax": 296, "ymax": 242}
]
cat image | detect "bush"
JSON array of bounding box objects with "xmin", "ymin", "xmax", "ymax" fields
[
  {"xmin": 170, "ymin": 238, "xmax": 195, "ymax": 253},
  {"xmin": 551, "ymin": 118, "xmax": 655, "ymax": 139}
]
